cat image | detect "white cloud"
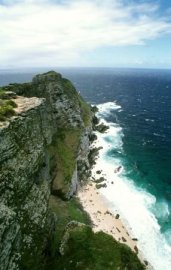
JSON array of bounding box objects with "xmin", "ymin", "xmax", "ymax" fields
[{"xmin": 0, "ymin": 0, "xmax": 171, "ymax": 67}]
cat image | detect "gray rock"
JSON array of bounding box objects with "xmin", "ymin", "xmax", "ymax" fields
[{"xmin": 0, "ymin": 71, "xmax": 93, "ymax": 269}]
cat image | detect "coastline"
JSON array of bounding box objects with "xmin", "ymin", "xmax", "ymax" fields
[
  {"xmin": 77, "ymin": 111, "xmax": 152, "ymax": 269},
  {"xmin": 77, "ymin": 181, "xmax": 137, "ymax": 252},
  {"xmin": 77, "ymin": 180, "xmax": 152, "ymax": 269}
]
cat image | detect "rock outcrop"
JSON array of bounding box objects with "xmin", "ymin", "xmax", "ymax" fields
[{"xmin": 0, "ymin": 71, "xmax": 93, "ymax": 270}]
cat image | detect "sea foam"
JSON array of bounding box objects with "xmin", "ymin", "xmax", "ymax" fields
[{"xmin": 92, "ymin": 101, "xmax": 171, "ymax": 270}]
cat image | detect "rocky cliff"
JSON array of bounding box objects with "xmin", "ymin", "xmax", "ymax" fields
[
  {"xmin": 0, "ymin": 71, "xmax": 145, "ymax": 270},
  {"xmin": 0, "ymin": 71, "xmax": 93, "ymax": 270}
]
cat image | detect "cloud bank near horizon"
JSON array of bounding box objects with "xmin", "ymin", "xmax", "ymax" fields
[{"xmin": 0, "ymin": 0, "xmax": 171, "ymax": 68}]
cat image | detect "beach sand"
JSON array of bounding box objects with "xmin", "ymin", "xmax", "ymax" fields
[
  {"xmin": 77, "ymin": 181, "xmax": 138, "ymax": 252},
  {"xmin": 76, "ymin": 179, "xmax": 155, "ymax": 270}
]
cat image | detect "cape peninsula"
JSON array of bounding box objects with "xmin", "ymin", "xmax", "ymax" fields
[{"xmin": 0, "ymin": 71, "xmax": 144, "ymax": 270}]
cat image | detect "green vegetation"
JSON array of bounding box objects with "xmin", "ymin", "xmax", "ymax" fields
[
  {"xmin": 0, "ymin": 88, "xmax": 5, "ymax": 98},
  {"xmin": 47, "ymin": 225, "xmax": 145, "ymax": 270},
  {"xmin": 49, "ymin": 128, "xmax": 82, "ymax": 197},
  {"xmin": 43, "ymin": 70, "xmax": 60, "ymax": 77},
  {"xmin": 62, "ymin": 78, "xmax": 80, "ymax": 102},
  {"xmin": 78, "ymin": 95, "xmax": 92, "ymax": 126},
  {"xmin": 44, "ymin": 195, "xmax": 91, "ymax": 269},
  {"xmin": 2, "ymin": 82, "xmax": 32, "ymax": 96},
  {"xmin": 0, "ymin": 97, "xmax": 17, "ymax": 121},
  {"xmin": 5, "ymin": 99, "xmax": 17, "ymax": 107},
  {"xmin": 62, "ymin": 78, "xmax": 92, "ymax": 127},
  {"xmin": 48, "ymin": 196, "xmax": 91, "ymax": 248}
]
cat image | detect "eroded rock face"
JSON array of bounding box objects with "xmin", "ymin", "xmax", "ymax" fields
[
  {"xmin": 0, "ymin": 97, "xmax": 52, "ymax": 270},
  {"xmin": 0, "ymin": 71, "xmax": 92, "ymax": 270}
]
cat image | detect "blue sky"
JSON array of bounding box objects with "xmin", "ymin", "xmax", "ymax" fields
[{"xmin": 0, "ymin": 0, "xmax": 171, "ymax": 69}]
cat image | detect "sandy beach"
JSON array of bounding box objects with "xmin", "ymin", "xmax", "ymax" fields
[
  {"xmin": 77, "ymin": 121, "xmax": 153, "ymax": 269},
  {"xmin": 77, "ymin": 182, "xmax": 138, "ymax": 252},
  {"xmin": 77, "ymin": 180, "xmax": 155, "ymax": 270}
]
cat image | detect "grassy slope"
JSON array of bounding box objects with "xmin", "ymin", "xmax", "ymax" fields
[
  {"xmin": 47, "ymin": 225, "xmax": 145, "ymax": 270},
  {"xmin": 49, "ymin": 196, "xmax": 91, "ymax": 248},
  {"xmin": 62, "ymin": 78, "xmax": 92, "ymax": 127},
  {"xmin": 48, "ymin": 128, "xmax": 82, "ymax": 198}
]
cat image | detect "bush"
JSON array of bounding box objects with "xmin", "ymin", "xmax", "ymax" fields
[
  {"xmin": 5, "ymin": 99, "xmax": 17, "ymax": 108},
  {"xmin": 0, "ymin": 104, "xmax": 15, "ymax": 116},
  {"xmin": 0, "ymin": 99, "xmax": 17, "ymax": 121}
]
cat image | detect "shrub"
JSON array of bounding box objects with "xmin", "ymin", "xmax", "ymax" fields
[
  {"xmin": 5, "ymin": 99, "xmax": 17, "ymax": 108},
  {"xmin": 0, "ymin": 99, "xmax": 17, "ymax": 121},
  {"xmin": 0, "ymin": 89, "xmax": 6, "ymax": 99},
  {"xmin": 0, "ymin": 104, "xmax": 15, "ymax": 117}
]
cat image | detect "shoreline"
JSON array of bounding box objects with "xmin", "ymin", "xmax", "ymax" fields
[
  {"xmin": 77, "ymin": 116, "xmax": 153, "ymax": 268},
  {"xmin": 77, "ymin": 181, "xmax": 150, "ymax": 268},
  {"xmin": 77, "ymin": 181, "xmax": 138, "ymax": 252}
]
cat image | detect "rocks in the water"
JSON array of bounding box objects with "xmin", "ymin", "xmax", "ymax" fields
[
  {"xmin": 92, "ymin": 115, "xmax": 100, "ymax": 126},
  {"xmin": 88, "ymin": 147, "xmax": 102, "ymax": 166},
  {"xmin": 94, "ymin": 177, "xmax": 106, "ymax": 184},
  {"xmin": 132, "ymin": 238, "xmax": 138, "ymax": 241},
  {"xmin": 92, "ymin": 110, "xmax": 109, "ymax": 133},
  {"xmin": 89, "ymin": 132, "xmax": 97, "ymax": 142},
  {"xmin": 91, "ymin": 105, "xmax": 98, "ymax": 113},
  {"xmin": 144, "ymin": 260, "xmax": 148, "ymax": 266},
  {"xmin": 114, "ymin": 166, "xmax": 122, "ymax": 173},
  {"xmin": 95, "ymin": 123, "xmax": 109, "ymax": 133},
  {"xmin": 96, "ymin": 183, "xmax": 107, "ymax": 189}
]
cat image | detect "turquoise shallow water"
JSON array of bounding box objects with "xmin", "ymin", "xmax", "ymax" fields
[{"xmin": 95, "ymin": 101, "xmax": 171, "ymax": 270}]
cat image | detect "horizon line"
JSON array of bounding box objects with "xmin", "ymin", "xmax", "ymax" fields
[{"xmin": 0, "ymin": 66, "xmax": 171, "ymax": 72}]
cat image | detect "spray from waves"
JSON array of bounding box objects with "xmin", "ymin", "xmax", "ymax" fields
[
  {"xmin": 97, "ymin": 101, "xmax": 122, "ymax": 118},
  {"xmin": 93, "ymin": 101, "xmax": 171, "ymax": 270}
]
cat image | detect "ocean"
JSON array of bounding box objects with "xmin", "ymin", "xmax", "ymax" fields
[{"xmin": 1, "ymin": 68, "xmax": 171, "ymax": 270}]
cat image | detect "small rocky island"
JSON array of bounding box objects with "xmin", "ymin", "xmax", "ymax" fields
[{"xmin": 0, "ymin": 71, "xmax": 145, "ymax": 270}]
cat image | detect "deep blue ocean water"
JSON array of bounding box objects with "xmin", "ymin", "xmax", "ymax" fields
[{"xmin": 1, "ymin": 68, "xmax": 171, "ymax": 269}]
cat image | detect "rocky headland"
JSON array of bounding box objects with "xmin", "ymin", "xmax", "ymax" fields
[{"xmin": 0, "ymin": 71, "xmax": 145, "ymax": 270}]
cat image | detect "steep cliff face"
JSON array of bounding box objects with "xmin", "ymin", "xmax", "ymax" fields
[{"xmin": 0, "ymin": 71, "xmax": 92, "ymax": 270}]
